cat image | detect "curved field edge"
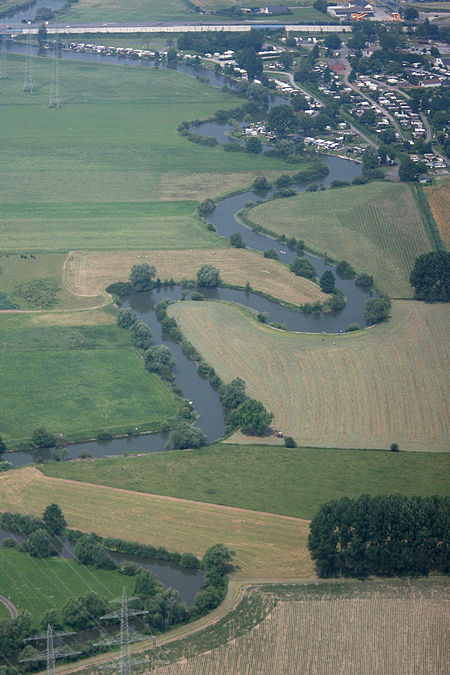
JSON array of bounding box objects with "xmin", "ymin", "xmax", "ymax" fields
[
  {"xmin": 63, "ymin": 249, "xmax": 327, "ymax": 308},
  {"xmin": 39, "ymin": 445, "xmax": 450, "ymax": 521},
  {"xmin": 51, "ymin": 578, "xmax": 450, "ymax": 675},
  {"xmin": 243, "ymin": 182, "xmax": 434, "ymax": 298},
  {"xmin": 168, "ymin": 300, "xmax": 450, "ymax": 452},
  {"xmin": 0, "ymin": 467, "xmax": 313, "ymax": 579}
]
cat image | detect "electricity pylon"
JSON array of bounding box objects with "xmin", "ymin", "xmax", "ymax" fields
[
  {"xmin": 23, "ymin": 27, "xmax": 33, "ymax": 92},
  {"xmin": 97, "ymin": 587, "xmax": 148, "ymax": 675},
  {"xmin": 1, "ymin": 34, "xmax": 7, "ymax": 80},
  {"xmin": 19, "ymin": 624, "xmax": 80, "ymax": 670},
  {"xmin": 49, "ymin": 34, "xmax": 61, "ymax": 108}
]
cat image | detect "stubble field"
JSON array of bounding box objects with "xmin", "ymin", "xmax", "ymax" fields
[
  {"xmin": 0, "ymin": 467, "xmax": 313, "ymax": 578},
  {"xmin": 169, "ymin": 299, "xmax": 449, "ymax": 452},
  {"xmin": 244, "ymin": 182, "xmax": 434, "ymax": 297},
  {"xmin": 64, "ymin": 249, "xmax": 327, "ymax": 307}
]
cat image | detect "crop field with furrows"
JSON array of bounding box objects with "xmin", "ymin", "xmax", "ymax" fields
[
  {"xmin": 245, "ymin": 182, "xmax": 432, "ymax": 297},
  {"xmin": 153, "ymin": 595, "xmax": 449, "ymax": 674},
  {"xmin": 0, "ymin": 467, "xmax": 313, "ymax": 578},
  {"xmin": 64, "ymin": 249, "xmax": 326, "ymax": 306},
  {"xmin": 169, "ymin": 300, "xmax": 449, "ymax": 452},
  {"xmin": 424, "ymin": 179, "xmax": 450, "ymax": 249},
  {"xmin": 63, "ymin": 579, "xmax": 448, "ymax": 675}
]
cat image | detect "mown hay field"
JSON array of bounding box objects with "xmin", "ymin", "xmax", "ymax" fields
[
  {"xmin": 424, "ymin": 178, "xmax": 450, "ymax": 249},
  {"xmin": 0, "ymin": 468, "xmax": 313, "ymax": 578},
  {"xmin": 1, "ymin": 54, "xmax": 296, "ymax": 252},
  {"xmin": 245, "ymin": 182, "xmax": 432, "ymax": 297},
  {"xmin": 64, "ymin": 249, "xmax": 326, "ymax": 307},
  {"xmin": 152, "ymin": 583, "xmax": 449, "ymax": 675},
  {"xmin": 169, "ymin": 300, "xmax": 449, "ymax": 452},
  {"xmin": 40, "ymin": 445, "xmax": 450, "ymax": 520}
]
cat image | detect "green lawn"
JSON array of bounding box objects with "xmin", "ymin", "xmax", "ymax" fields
[
  {"xmin": 0, "ymin": 547, "xmax": 134, "ymax": 625},
  {"xmin": 39, "ymin": 444, "xmax": 450, "ymax": 519},
  {"xmin": 0, "ymin": 54, "xmax": 296, "ymax": 252},
  {"xmin": 0, "ymin": 314, "xmax": 179, "ymax": 442},
  {"xmin": 244, "ymin": 182, "xmax": 435, "ymax": 297}
]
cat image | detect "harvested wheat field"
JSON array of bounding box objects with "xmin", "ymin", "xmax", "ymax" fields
[
  {"xmin": 169, "ymin": 300, "xmax": 449, "ymax": 452},
  {"xmin": 0, "ymin": 467, "xmax": 312, "ymax": 578},
  {"xmin": 153, "ymin": 586, "xmax": 449, "ymax": 675},
  {"xmin": 63, "ymin": 249, "xmax": 326, "ymax": 306},
  {"xmin": 424, "ymin": 178, "xmax": 450, "ymax": 249}
]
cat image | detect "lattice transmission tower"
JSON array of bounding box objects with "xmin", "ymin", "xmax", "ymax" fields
[
  {"xmin": 20, "ymin": 624, "xmax": 80, "ymax": 671},
  {"xmin": 97, "ymin": 587, "xmax": 149, "ymax": 675},
  {"xmin": 49, "ymin": 34, "xmax": 61, "ymax": 108},
  {"xmin": 23, "ymin": 26, "xmax": 33, "ymax": 92},
  {"xmin": 1, "ymin": 34, "xmax": 8, "ymax": 80}
]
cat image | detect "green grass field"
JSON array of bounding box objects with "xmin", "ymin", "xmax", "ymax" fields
[
  {"xmin": 244, "ymin": 182, "xmax": 435, "ymax": 297},
  {"xmin": 0, "ymin": 547, "xmax": 134, "ymax": 625},
  {"xmin": 169, "ymin": 300, "xmax": 450, "ymax": 452},
  {"xmin": 0, "ymin": 313, "xmax": 179, "ymax": 442},
  {"xmin": 0, "ymin": 54, "xmax": 294, "ymax": 252},
  {"xmin": 39, "ymin": 444, "xmax": 450, "ymax": 520}
]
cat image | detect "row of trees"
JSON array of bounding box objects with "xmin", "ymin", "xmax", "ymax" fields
[{"xmin": 308, "ymin": 494, "xmax": 449, "ymax": 578}]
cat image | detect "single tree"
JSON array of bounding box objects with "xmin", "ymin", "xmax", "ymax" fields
[
  {"xmin": 129, "ymin": 263, "xmax": 156, "ymax": 292},
  {"xmin": 43, "ymin": 503, "xmax": 66, "ymax": 536},
  {"xmin": 245, "ymin": 137, "xmax": 262, "ymax": 154},
  {"xmin": 197, "ymin": 264, "xmax": 220, "ymax": 287},
  {"xmin": 0, "ymin": 436, "xmax": 6, "ymax": 453},
  {"xmin": 290, "ymin": 256, "xmax": 316, "ymax": 279},
  {"xmin": 230, "ymin": 232, "xmax": 246, "ymax": 248},
  {"xmin": 267, "ymin": 105, "xmax": 298, "ymax": 137},
  {"xmin": 320, "ymin": 270, "xmax": 335, "ymax": 293},
  {"xmin": 363, "ymin": 295, "xmax": 391, "ymax": 324},
  {"xmin": 32, "ymin": 427, "xmax": 56, "ymax": 448},
  {"xmin": 27, "ymin": 529, "xmax": 54, "ymax": 558},
  {"xmin": 229, "ymin": 399, "xmax": 273, "ymax": 435}
]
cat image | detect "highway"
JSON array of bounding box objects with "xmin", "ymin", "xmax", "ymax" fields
[{"xmin": 1, "ymin": 21, "xmax": 351, "ymax": 34}]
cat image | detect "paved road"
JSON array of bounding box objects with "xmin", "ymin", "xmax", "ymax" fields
[
  {"xmin": 0, "ymin": 594, "xmax": 18, "ymax": 618},
  {"xmin": 1, "ymin": 21, "xmax": 351, "ymax": 34}
]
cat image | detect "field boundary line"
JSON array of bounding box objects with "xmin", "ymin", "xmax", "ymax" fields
[
  {"xmin": 412, "ymin": 184, "xmax": 444, "ymax": 251},
  {"xmin": 31, "ymin": 468, "xmax": 311, "ymax": 525}
]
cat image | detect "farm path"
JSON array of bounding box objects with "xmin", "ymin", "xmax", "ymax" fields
[{"xmin": 0, "ymin": 594, "xmax": 18, "ymax": 618}]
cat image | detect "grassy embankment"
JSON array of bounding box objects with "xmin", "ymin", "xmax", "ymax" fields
[
  {"xmin": 0, "ymin": 547, "xmax": 135, "ymax": 625},
  {"xmin": 242, "ymin": 182, "xmax": 436, "ymax": 298},
  {"xmin": 0, "ymin": 467, "xmax": 312, "ymax": 579},
  {"xmin": 168, "ymin": 300, "xmax": 450, "ymax": 452},
  {"xmin": 40, "ymin": 444, "xmax": 450, "ymax": 520},
  {"xmin": 0, "ymin": 312, "xmax": 179, "ymax": 443}
]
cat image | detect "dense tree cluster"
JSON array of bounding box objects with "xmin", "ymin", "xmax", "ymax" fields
[
  {"xmin": 409, "ymin": 251, "xmax": 450, "ymax": 302},
  {"xmin": 308, "ymin": 494, "xmax": 449, "ymax": 578},
  {"xmin": 74, "ymin": 534, "xmax": 116, "ymax": 570},
  {"xmin": 363, "ymin": 294, "xmax": 391, "ymax": 324}
]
